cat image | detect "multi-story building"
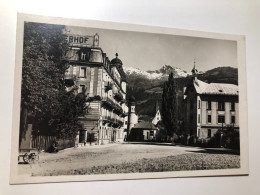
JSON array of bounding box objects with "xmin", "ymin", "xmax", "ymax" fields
[
  {"xmin": 64, "ymin": 33, "xmax": 128, "ymax": 145},
  {"xmin": 183, "ymin": 65, "xmax": 239, "ymax": 139}
]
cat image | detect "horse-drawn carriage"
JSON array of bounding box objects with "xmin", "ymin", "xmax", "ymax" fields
[{"xmin": 18, "ymin": 149, "xmax": 39, "ymax": 164}]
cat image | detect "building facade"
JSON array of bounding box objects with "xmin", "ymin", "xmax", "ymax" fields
[
  {"xmin": 64, "ymin": 33, "xmax": 128, "ymax": 145},
  {"xmin": 128, "ymin": 121, "xmax": 158, "ymax": 141},
  {"xmin": 184, "ymin": 65, "xmax": 239, "ymax": 139}
]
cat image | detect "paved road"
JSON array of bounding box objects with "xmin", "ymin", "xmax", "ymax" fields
[{"xmin": 18, "ymin": 142, "xmax": 205, "ymax": 176}]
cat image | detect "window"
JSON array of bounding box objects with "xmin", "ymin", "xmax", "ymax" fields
[
  {"xmin": 198, "ymin": 100, "xmax": 201, "ymax": 109},
  {"xmin": 198, "ymin": 114, "xmax": 200, "ymax": 123},
  {"xmin": 231, "ymin": 116, "xmax": 235, "ymax": 124},
  {"xmin": 218, "ymin": 115, "xmax": 225, "ymax": 124},
  {"xmin": 80, "ymin": 67, "xmax": 87, "ymax": 78},
  {"xmin": 198, "ymin": 129, "xmax": 200, "ymax": 137},
  {"xmin": 218, "ymin": 102, "xmax": 225, "ymax": 111},
  {"xmin": 79, "ymin": 85, "xmax": 85, "ymax": 93},
  {"xmin": 208, "ymin": 129, "xmax": 211, "ymax": 138},
  {"xmin": 231, "ymin": 102, "xmax": 235, "ymax": 111},
  {"xmin": 207, "ymin": 101, "xmax": 211, "ymax": 110},
  {"xmin": 157, "ymin": 117, "xmax": 160, "ymax": 120},
  {"xmin": 81, "ymin": 52, "xmax": 86, "ymax": 60},
  {"xmin": 125, "ymin": 121, "xmax": 127, "ymax": 125},
  {"xmin": 208, "ymin": 115, "xmax": 212, "ymax": 123}
]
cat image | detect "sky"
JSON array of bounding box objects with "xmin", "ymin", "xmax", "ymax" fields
[{"xmin": 67, "ymin": 25, "xmax": 237, "ymax": 72}]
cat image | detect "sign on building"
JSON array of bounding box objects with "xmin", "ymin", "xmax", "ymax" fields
[{"xmin": 66, "ymin": 33, "xmax": 99, "ymax": 47}]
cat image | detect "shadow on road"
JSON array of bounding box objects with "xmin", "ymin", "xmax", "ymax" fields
[
  {"xmin": 186, "ymin": 149, "xmax": 240, "ymax": 155},
  {"xmin": 123, "ymin": 142, "xmax": 177, "ymax": 147}
]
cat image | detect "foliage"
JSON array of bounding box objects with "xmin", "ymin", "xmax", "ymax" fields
[
  {"xmin": 20, "ymin": 22, "xmax": 87, "ymax": 141},
  {"xmin": 222, "ymin": 126, "xmax": 240, "ymax": 150},
  {"xmin": 161, "ymin": 73, "xmax": 178, "ymax": 137},
  {"xmin": 196, "ymin": 127, "xmax": 240, "ymax": 150}
]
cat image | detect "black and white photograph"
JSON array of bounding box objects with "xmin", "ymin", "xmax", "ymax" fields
[{"xmin": 10, "ymin": 13, "xmax": 248, "ymax": 184}]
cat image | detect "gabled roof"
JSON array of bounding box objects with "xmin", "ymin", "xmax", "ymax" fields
[
  {"xmin": 191, "ymin": 79, "xmax": 238, "ymax": 95},
  {"xmin": 132, "ymin": 121, "xmax": 157, "ymax": 130},
  {"xmin": 202, "ymin": 83, "xmax": 238, "ymax": 95}
]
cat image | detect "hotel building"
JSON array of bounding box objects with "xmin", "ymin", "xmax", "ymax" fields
[{"xmin": 64, "ymin": 33, "xmax": 128, "ymax": 145}]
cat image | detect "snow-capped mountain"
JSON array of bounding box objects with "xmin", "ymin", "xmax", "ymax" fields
[{"xmin": 123, "ymin": 65, "xmax": 192, "ymax": 79}]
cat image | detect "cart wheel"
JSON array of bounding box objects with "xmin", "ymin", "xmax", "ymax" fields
[{"xmin": 23, "ymin": 153, "xmax": 30, "ymax": 163}]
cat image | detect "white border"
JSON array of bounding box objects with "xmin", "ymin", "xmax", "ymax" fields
[{"xmin": 10, "ymin": 13, "xmax": 248, "ymax": 184}]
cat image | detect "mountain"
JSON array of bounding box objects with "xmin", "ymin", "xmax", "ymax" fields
[
  {"xmin": 124, "ymin": 65, "xmax": 192, "ymax": 80},
  {"xmin": 124, "ymin": 66, "xmax": 238, "ymax": 120}
]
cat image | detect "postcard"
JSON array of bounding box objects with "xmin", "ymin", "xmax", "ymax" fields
[{"xmin": 10, "ymin": 13, "xmax": 248, "ymax": 184}]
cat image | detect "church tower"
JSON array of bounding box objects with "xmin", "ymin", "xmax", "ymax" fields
[
  {"xmin": 152, "ymin": 100, "xmax": 161, "ymax": 125},
  {"xmin": 191, "ymin": 57, "xmax": 198, "ymax": 83},
  {"xmin": 127, "ymin": 95, "xmax": 137, "ymax": 137}
]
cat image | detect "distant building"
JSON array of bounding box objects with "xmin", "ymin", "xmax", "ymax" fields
[
  {"xmin": 128, "ymin": 121, "xmax": 158, "ymax": 141},
  {"xmin": 127, "ymin": 100, "xmax": 160, "ymax": 141},
  {"xmin": 183, "ymin": 63, "xmax": 239, "ymax": 139},
  {"xmin": 65, "ymin": 33, "xmax": 128, "ymax": 145}
]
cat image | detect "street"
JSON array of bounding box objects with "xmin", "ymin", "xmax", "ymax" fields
[{"xmin": 18, "ymin": 142, "xmax": 240, "ymax": 176}]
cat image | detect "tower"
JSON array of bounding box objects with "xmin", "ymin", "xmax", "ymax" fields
[
  {"xmin": 191, "ymin": 57, "xmax": 198, "ymax": 83},
  {"xmin": 127, "ymin": 95, "xmax": 136, "ymax": 137},
  {"xmin": 152, "ymin": 100, "xmax": 161, "ymax": 125}
]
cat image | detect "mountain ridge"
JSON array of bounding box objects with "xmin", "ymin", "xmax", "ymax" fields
[{"xmin": 124, "ymin": 65, "xmax": 238, "ymax": 120}]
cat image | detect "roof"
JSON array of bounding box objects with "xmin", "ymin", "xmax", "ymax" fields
[
  {"xmin": 132, "ymin": 121, "xmax": 157, "ymax": 130},
  {"xmin": 193, "ymin": 79, "xmax": 238, "ymax": 95},
  {"xmin": 111, "ymin": 53, "xmax": 123, "ymax": 65},
  {"xmin": 110, "ymin": 53, "xmax": 127, "ymax": 82},
  {"xmin": 111, "ymin": 57, "xmax": 123, "ymax": 65}
]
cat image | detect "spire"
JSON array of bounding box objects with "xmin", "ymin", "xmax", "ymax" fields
[
  {"xmin": 191, "ymin": 57, "xmax": 198, "ymax": 75},
  {"xmin": 115, "ymin": 53, "xmax": 118, "ymax": 58},
  {"xmin": 155, "ymin": 100, "xmax": 160, "ymax": 113}
]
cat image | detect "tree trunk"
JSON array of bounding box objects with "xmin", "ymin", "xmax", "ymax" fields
[{"xmin": 19, "ymin": 106, "xmax": 28, "ymax": 147}]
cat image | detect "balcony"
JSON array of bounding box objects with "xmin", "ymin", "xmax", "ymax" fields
[
  {"xmin": 114, "ymin": 93, "xmax": 123, "ymax": 102},
  {"xmin": 101, "ymin": 97, "xmax": 114, "ymax": 111},
  {"xmin": 102, "ymin": 114, "xmax": 124, "ymax": 128},
  {"xmin": 113, "ymin": 104, "xmax": 123, "ymax": 116},
  {"xmin": 101, "ymin": 97, "xmax": 124, "ymax": 116},
  {"xmin": 105, "ymin": 82, "xmax": 113, "ymax": 92},
  {"xmin": 120, "ymin": 111, "xmax": 128, "ymax": 117}
]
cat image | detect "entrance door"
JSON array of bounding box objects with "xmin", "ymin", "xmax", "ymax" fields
[{"xmin": 79, "ymin": 130, "xmax": 86, "ymax": 143}]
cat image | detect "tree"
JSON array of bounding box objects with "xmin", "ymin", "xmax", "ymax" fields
[
  {"xmin": 20, "ymin": 22, "xmax": 86, "ymax": 144},
  {"xmin": 161, "ymin": 73, "xmax": 178, "ymax": 141}
]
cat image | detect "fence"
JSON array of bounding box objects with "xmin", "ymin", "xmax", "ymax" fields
[
  {"xmin": 31, "ymin": 135, "xmax": 56, "ymax": 151},
  {"xmin": 31, "ymin": 135, "xmax": 75, "ymax": 151}
]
